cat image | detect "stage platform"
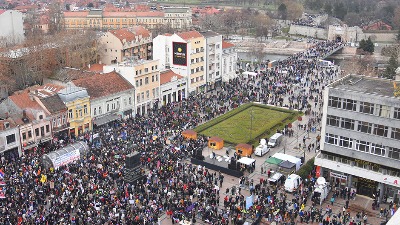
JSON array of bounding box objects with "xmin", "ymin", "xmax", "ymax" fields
[{"xmin": 191, "ymin": 153, "xmax": 244, "ymax": 178}]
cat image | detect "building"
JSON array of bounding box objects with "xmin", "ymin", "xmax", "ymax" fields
[
  {"xmin": 221, "ymin": 41, "xmax": 238, "ymax": 82},
  {"xmin": 104, "ymin": 59, "xmax": 160, "ymax": 115},
  {"xmin": 98, "ymin": 26, "xmax": 152, "ymax": 64},
  {"xmin": 0, "ymin": 10, "xmax": 24, "ymax": 45},
  {"xmin": 316, "ymin": 75, "xmax": 400, "ymax": 203},
  {"xmin": 73, "ymin": 71, "xmax": 135, "ymax": 127},
  {"xmin": 57, "ymin": 83, "xmax": 91, "ymax": 137},
  {"xmin": 0, "ymin": 117, "xmax": 21, "ymax": 157},
  {"xmin": 160, "ymin": 69, "xmax": 187, "ymax": 106},
  {"xmin": 63, "ymin": 7, "xmax": 192, "ymax": 30},
  {"xmin": 153, "ymin": 30, "xmax": 206, "ymax": 94},
  {"xmin": 200, "ymin": 31, "xmax": 223, "ymax": 91}
]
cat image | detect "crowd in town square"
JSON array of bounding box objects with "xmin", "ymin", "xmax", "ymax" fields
[{"xmin": 1, "ymin": 39, "xmax": 391, "ymax": 225}]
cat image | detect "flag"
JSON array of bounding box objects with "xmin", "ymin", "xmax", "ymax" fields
[{"xmin": 0, "ymin": 169, "xmax": 4, "ymax": 178}]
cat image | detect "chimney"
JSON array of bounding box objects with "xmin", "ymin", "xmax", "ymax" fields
[
  {"xmin": 22, "ymin": 110, "xmax": 27, "ymax": 119},
  {"xmin": 88, "ymin": 64, "xmax": 91, "ymax": 69},
  {"xmin": 5, "ymin": 112, "xmax": 8, "ymax": 118}
]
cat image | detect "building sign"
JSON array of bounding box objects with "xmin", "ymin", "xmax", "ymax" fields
[
  {"xmin": 172, "ymin": 42, "xmax": 187, "ymax": 66},
  {"xmin": 330, "ymin": 172, "xmax": 347, "ymax": 180},
  {"xmin": 383, "ymin": 177, "xmax": 400, "ymax": 186}
]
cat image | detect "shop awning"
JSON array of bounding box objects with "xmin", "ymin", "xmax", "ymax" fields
[
  {"xmin": 93, "ymin": 114, "xmax": 120, "ymax": 126},
  {"xmin": 237, "ymin": 157, "xmax": 256, "ymax": 166},
  {"xmin": 265, "ymin": 157, "xmax": 283, "ymax": 165}
]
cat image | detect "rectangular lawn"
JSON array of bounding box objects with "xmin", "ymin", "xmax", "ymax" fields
[{"xmin": 199, "ymin": 105, "xmax": 291, "ymax": 144}]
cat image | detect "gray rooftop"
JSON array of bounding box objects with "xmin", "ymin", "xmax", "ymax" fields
[
  {"xmin": 200, "ymin": 30, "xmax": 220, "ymax": 37},
  {"xmin": 330, "ymin": 75, "xmax": 396, "ymax": 98},
  {"xmin": 164, "ymin": 7, "xmax": 190, "ymax": 13},
  {"xmin": 57, "ymin": 83, "xmax": 89, "ymax": 103}
]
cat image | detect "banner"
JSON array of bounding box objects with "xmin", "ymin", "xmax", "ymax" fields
[
  {"xmin": 172, "ymin": 42, "xmax": 187, "ymax": 66},
  {"xmin": 246, "ymin": 195, "xmax": 253, "ymax": 210},
  {"xmin": 315, "ymin": 166, "xmax": 321, "ymax": 178}
]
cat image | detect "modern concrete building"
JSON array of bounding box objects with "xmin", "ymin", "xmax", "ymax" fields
[
  {"xmin": 0, "ymin": 10, "xmax": 24, "ymax": 45},
  {"xmin": 316, "ymin": 74, "xmax": 400, "ymax": 204},
  {"xmin": 200, "ymin": 31, "xmax": 223, "ymax": 91}
]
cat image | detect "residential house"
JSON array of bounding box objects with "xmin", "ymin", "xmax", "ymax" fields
[
  {"xmin": 153, "ymin": 30, "xmax": 206, "ymax": 94},
  {"xmin": 73, "ymin": 71, "xmax": 135, "ymax": 127},
  {"xmin": 57, "ymin": 83, "xmax": 91, "ymax": 137},
  {"xmin": 38, "ymin": 94, "xmax": 69, "ymax": 141},
  {"xmin": 104, "ymin": 59, "xmax": 160, "ymax": 115},
  {"xmin": 98, "ymin": 26, "xmax": 152, "ymax": 64},
  {"xmin": 221, "ymin": 41, "xmax": 238, "ymax": 81},
  {"xmin": 160, "ymin": 69, "xmax": 187, "ymax": 106},
  {"xmin": 0, "ymin": 116, "xmax": 21, "ymax": 157},
  {"xmin": 200, "ymin": 31, "xmax": 223, "ymax": 91}
]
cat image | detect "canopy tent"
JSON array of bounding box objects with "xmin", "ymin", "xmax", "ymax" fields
[
  {"xmin": 208, "ymin": 136, "xmax": 224, "ymax": 150},
  {"xmin": 265, "ymin": 157, "xmax": 283, "ymax": 165},
  {"xmin": 237, "ymin": 157, "xmax": 256, "ymax": 166},
  {"xmin": 272, "ymin": 153, "xmax": 302, "ymax": 171},
  {"xmin": 182, "ymin": 130, "xmax": 197, "ymax": 140},
  {"xmin": 279, "ymin": 160, "xmax": 296, "ymax": 169}
]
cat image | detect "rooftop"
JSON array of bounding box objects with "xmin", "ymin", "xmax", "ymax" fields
[
  {"xmin": 164, "ymin": 7, "xmax": 190, "ymax": 13},
  {"xmin": 200, "ymin": 30, "xmax": 220, "ymax": 38},
  {"xmin": 329, "ymin": 75, "xmax": 397, "ymax": 98},
  {"xmin": 176, "ymin": 30, "xmax": 203, "ymax": 40},
  {"xmin": 222, "ymin": 41, "xmax": 235, "ymax": 49},
  {"xmin": 40, "ymin": 95, "xmax": 67, "ymax": 114},
  {"xmin": 160, "ymin": 69, "xmax": 184, "ymax": 85}
]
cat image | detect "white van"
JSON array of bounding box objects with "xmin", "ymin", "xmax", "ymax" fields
[
  {"xmin": 268, "ymin": 133, "xmax": 283, "ymax": 147},
  {"xmin": 284, "ymin": 174, "xmax": 302, "ymax": 192},
  {"xmin": 268, "ymin": 172, "xmax": 285, "ymax": 186},
  {"xmin": 255, "ymin": 139, "xmax": 270, "ymax": 156}
]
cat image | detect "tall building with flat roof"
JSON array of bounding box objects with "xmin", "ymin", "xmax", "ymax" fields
[{"xmin": 316, "ymin": 74, "xmax": 400, "ymax": 203}]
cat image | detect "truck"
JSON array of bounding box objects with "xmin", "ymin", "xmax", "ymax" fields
[
  {"xmin": 268, "ymin": 133, "xmax": 283, "ymax": 147},
  {"xmin": 284, "ymin": 174, "xmax": 302, "ymax": 192},
  {"xmin": 254, "ymin": 139, "xmax": 270, "ymax": 156},
  {"xmin": 268, "ymin": 172, "xmax": 285, "ymax": 186},
  {"xmin": 312, "ymin": 177, "xmax": 330, "ymax": 205}
]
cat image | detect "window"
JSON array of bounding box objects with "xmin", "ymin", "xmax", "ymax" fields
[
  {"xmin": 22, "ymin": 132, "xmax": 26, "ymax": 140},
  {"xmin": 156, "ymin": 74, "xmax": 158, "ymax": 81},
  {"xmin": 46, "ymin": 125, "xmax": 49, "ymax": 133},
  {"xmin": 388, "ymin": 147, "xmax": 400, "ymax": 160},
  {"xmin": 355, "ymin": 140, "xmax": 370, "ymax": 152},
  {"xmin": 370, "ymin": 143, "xmax": 385, "ymax": 156},
  {"xmin": 191, "ymin": 69, "xmax": 194, "ymax": 74},
  {"xmin": 342, "ymin": 99, "xmax": 357, "ymax": 111},
  {"xmin": 107, "ymin": 104, "xmax": 110, "ymax": 112},
  {"xmin": 358, "ymin": 121, "xmax": 372, "ymax": 134},
  {"xmin": 129, "ymin": 97, "xmax": 132, "ymax": 105},
  {"xmin": 394, "ymin": 107, "xmax": 400, "ymax": 119},
  {"xmin": 339, "ymin": 136, "xmax": 352, "ymax": 149},
  {"xmin": 341, "ymin": 118, "xmax": 355, "ymax": 130},
  {"xmin": 39, "ymin": 115, "xmax": 44, "ymax": 120},
  {"xmin": 84, "ymin": 105, "xmax": 88, "ymax": 115},
  {"xmin": 146, "ymin": 90, "xmax": 150, "ymax": 99},
  {"xmin": 145, "ymin": 77, "xmax": 149, "ymax": 84},
  {"xmin": 136, "ymin": 80, "xmax": 139, "ymax": 87},
  {"xmin": 68, "ymin": 109, "xmax": 73, "ymax": 119},
  {"xmin": 35, "ymin": 128, "xmax": 40, "ymax": 137},
  {"xmin": 325, "ymin": 133, "xmax": 338, "ymax": 145},
  {"xmin": 41, "ymin": 126, "xmax": 45, "ymax": 136},
  {"xmin": 94, "ymin": 108, "xmax": 97, "ymax": 116},
  {"xmin": 373, "ymin": 124, "xmax": 388, "ymax": 137},
  {"xmin": 391, "ymin": 127, "xmax": 400, "ymax": 140},
  {"xmin": 152, "ymin": 75, "xmax": 154, "ymax": 82},
  {"xmin": 145, "ymin": 68, "xmax": 148, "ymax": 72},
  {"xmin": 75, "ymin": 110, "xmax": 78, "ymax": 119},
  {"xmin": 327, "ymin": 115, "xmax": 340, "ymax": 127},
  {"xmin": 6, "ymin": 134, "xmax": 16, "ymax": 144},
  {"xmin": 376, "ymin": 104, "xmax": 390, "ymax": 118},
  {"xmin": 137, "ymin": 94, "xmax": 140, "ymax": 103},
  {"xmin": 53, "ymin": 118, "xmax": 56, "ymax": 127},
  {"xmin": 79, "ymin": 110, "xmax": 82, "ymax": 117},
  {"xmin": 328, "ymin": 96, "xmax": 340, "ymax": 108},
  {"xmin": 359, "ymin": 101, "xmax": 374, "ymax": 114},
  {"xmin": 99, "ymin": 107, "xmax": 102, "ymax": 114},
  {"xmin": 28, "ymin": 131, "xmax": 32, "ymax": 138},
  {"xmin": 140, "ymin": 79, "xmax": 142, "ymax": 86},
  {"xmin": 191, "ymin": 78, "xmax": 194, "ymax": 83}
]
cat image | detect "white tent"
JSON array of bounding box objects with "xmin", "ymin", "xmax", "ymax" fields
[
  {"xmin": 237, "ymin": 157, "xmax": 256, "ymax": 166},
  {"xmin": 242, "ymin": 71, "xmax": 258, "ymax": 78},
  {"xmin": 272, "ymin": 153, "xmax": 302, "ymax": 171}
]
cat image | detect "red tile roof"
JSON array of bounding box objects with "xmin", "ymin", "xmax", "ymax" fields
[
  {"xmin": 9, "ymin": 84, "xmax": 64, "ymax": 110},
  {"xmin": 160, "ymin": 70, "xmax": 184, "ymax": 85},
  {"xmin": 102, "ymin": 11, "xmax": 164, "ymax": 17},
  {"xmin": 130, "ymin": 25, "xmax": 150, "ymax": 38},
  {"xmin": 87, "ymin": 64, "xmax": 105, "ymax": 72},
  {"xmin": 73, "ymin": 71, "xmax": 134, "ymax": 99},
  {"xmin": 177, "ymin": 30, "xmax": 203, "ymax": 40},
  {"xmin": 110, "ymin": 29, "xmax": 136, "ymax": 42},
  {"xmin": 222, "ymin": 41, "xmax": 235, "ymax": 49}
]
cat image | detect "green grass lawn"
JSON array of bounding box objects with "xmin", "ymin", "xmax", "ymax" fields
[{"xmin": 196, "ymin": 104, "xmax": 298, "ymax": 146}]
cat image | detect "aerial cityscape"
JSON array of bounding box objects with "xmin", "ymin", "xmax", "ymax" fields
[{"xmin": 0, "ymin": 0, "xmax": 400, "ymax": 224}]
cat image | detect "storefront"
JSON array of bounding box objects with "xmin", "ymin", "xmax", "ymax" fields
[
  {"xmin": 355, "ymin": 177, "xmax": 378, "ymax": 198},
  {"xmin": 329, "ymin": 171, "xmax": 348, "ymax": 190}
]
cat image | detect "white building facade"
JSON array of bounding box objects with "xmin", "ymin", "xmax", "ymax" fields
[
  {"xmin": 160, "ymin": 69, "xmax": 188, "ymax": 106},
  {"xmin": 221, "ymin": 41, "xmax": 238, "ymax": 81},
  {"xmin": 315, "ymin": 75, "xmax": 400, "ymax": 204},
  {"xmin": 0, "ymin": 10, "xmax": 24, "ymax": 45},
  {"xmin": 0, "ymin": 118, "xmax": 21, "ymax": 157},
  {"xmin": 200, "ymin": 31, "xmax": 223, "ymax": 91}
]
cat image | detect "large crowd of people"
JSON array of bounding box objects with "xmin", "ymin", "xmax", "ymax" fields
[{"xmin": 0, "ymin": 40, "xmax": 352, "ymax": 225}]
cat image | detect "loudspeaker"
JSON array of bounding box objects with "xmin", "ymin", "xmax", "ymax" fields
[{"xmin": 126, "ymin": 152, "xmax": 140, "ymax": 168}]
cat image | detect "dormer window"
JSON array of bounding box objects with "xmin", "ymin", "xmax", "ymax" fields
[
  {"xmin": 39, "ymin": 115, "xmax": 44, "ymax": 120},
  {"xmin": 4, "ymin": 122, "xmax": 9, "ymax": 129}
]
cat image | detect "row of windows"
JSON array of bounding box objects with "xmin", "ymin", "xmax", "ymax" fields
[
  {"xmin": 21, "ymin": 125, "xmax": 50, "ymax": 141},
  {"xmin": 191, "ymin": 66, "xmax": 204, "ymax": 74},
  {"xmin": 136, "ymin": 74, "xmax": 159, "ymax": 87},
  {"xmin": 326, "ymin": 115, "xmax": 400, "ymax": 140},
  {"xmin": 135, "ymin": 65, "xmax": 158, "ymax": 76},
  {"xmin": 190, "ymin": 76, "xmax": 204, "ymax": 84},
  {"xmin": 68, "ymin": 105, "xmax": 88, "ymax": 119},
  {"xmin": 190, "ymin": 57, "xmax": 204, "ymax": 64},
  {"xmin": 328, "ymin": 96, "xmax": 395, "ymax": 119},
  {"xmin": 137, "ymin": 88, "xmax": 159, "ymax": 103},
  {"xmin": 325, "ymin": 133, "xmax": 400, "ymax": 159},
  {"xmin": 52, "ymin": 115, "xmax": 67, "ymax": 128}
]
